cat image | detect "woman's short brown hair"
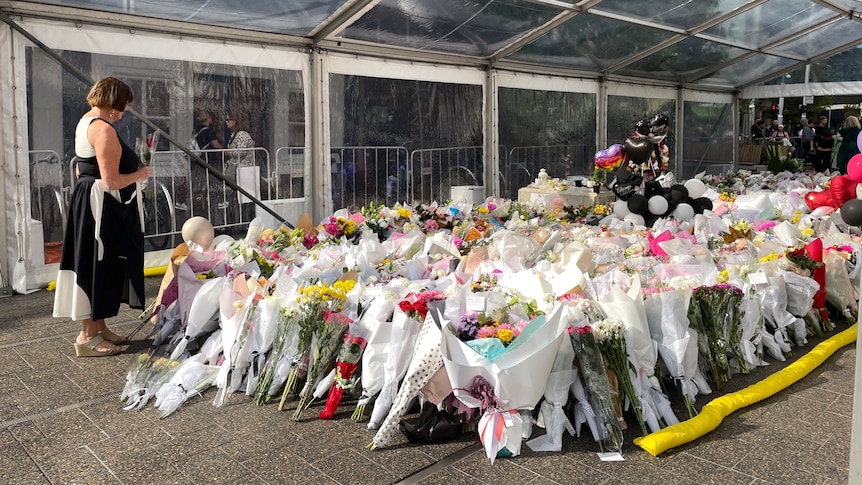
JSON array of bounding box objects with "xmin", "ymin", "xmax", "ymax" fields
[{"xmin": 86, "ymin": 76, "xmax": 134, "ymax": 111}]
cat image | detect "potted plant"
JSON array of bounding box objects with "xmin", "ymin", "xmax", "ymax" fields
[{"xmin": 592, "ymin": 167, "xmax": 605, "ymax": 193}]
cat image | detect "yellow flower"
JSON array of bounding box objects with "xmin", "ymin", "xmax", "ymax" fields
[
  {"xmin": 717, "ymin": 269, "xmax": 729, "ymax": 283},
  {"xmin": 197, "ymin": 273, "xmax": 207, "ymax": 280},
  {"xmin": 396, "ymin": 207, "xmax": 411, "ymax": 219},
  {"xmin": 477, "ymin": 207, "xmax": 490, "ymax": 214},
  {"xmin": 719, "ymin": 191, "xmax": 736, "ymax": 202},
  {"xmin": 592, "ymin": 204, "xmax": 610, "ymax": 216},
  {"xmin": 497, "ymin": 328, "xmax": 514, "ymax": 344},
  {"xmin": 733, "ymin": 220, "xmax": 751, "ymax": 232},
  {"xmin": 344, "ymin": 220, "xmax": 356, "ymax": 235},
  {"xmin": 801, "ymin": 227, "xmax": 815, "ymax": 238},
  {"xmin": 759, "ymin": 252, "xmax": 779, "ymax": 263},
  {"xmin": 791, "ymin": 211, "xmax": 802, "ymax": 225}
]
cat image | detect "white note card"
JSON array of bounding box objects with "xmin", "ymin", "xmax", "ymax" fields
[
  {"xmin": 597, "ymin": 452, "xmax": 625, "ymax": 462},
  {"xmin": 466, "ymin": 295, "xmax": 486, "ymax": 312},
  {"xmin": 749, "ymin": 272, "xmax": 768, "ymax": 285}
]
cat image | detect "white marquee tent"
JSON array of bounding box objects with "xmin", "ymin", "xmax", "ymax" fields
[{"xmin": 1, "ymin": 0, "xmax": 861, "ymax": 292}]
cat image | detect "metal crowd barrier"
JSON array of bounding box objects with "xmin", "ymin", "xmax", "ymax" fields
[
  {"xmin": 34, "ymin": 142, "xmax": 620, "ymax": 251},
  {"xmin": 331, "ymin": 146, "xmax": 410, "ymax": 209},
  {"xmin": 148, "ymin": 146, "xmax": 272, "ymax": 241},
  {"xmin": 409, "ymin": 146, "xmax": 484, "ymax": 204}
]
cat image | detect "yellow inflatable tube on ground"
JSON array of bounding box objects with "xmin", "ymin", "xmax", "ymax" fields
[
  {"xmin": 143, "ymin": 266, "xmax": 168, "ymax": 277},
  {"xmin": 634, "ymin": 323, "xmax": 858, "ymax": 457}
]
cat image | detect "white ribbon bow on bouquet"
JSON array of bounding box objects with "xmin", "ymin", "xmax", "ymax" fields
[
  {"xmin": 154, "ymin": 358, "xmax": 219, "ymax": 418},
  {"xmin": 526, "ymin": 337, "xmax": 577, "ymax": 453}
]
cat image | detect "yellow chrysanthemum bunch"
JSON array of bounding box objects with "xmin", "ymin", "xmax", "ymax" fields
[
  {"xmin": 759, "ymin": 252, "xmax": 779, "ymax": 263},
  {"xmin": 592, "ymin": 204, "xmax": 610, "ymax": 216}
]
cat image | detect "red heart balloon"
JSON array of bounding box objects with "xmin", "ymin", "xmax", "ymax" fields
[
  {"xmin": 804, "ymin": 190, "xmax": 833, "ymax": 211},
  {"xmin": 829, "ymin": 175, "xmax": 859, "ymax": 209}
]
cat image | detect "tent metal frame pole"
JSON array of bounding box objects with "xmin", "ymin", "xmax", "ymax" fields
[{"xmin": 0, "ymin": 8, "xmax": 292, "ymax": 228}]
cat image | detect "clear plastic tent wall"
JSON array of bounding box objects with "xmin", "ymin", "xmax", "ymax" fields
[{"xmin": 0, "ymin": 0, "xmax": 860, "ymax": 291}]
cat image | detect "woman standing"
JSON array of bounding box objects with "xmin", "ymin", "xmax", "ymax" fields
[
  {"xmin": 836, "ymin": 116, "xmax": 861, "ymax": 175},
  {"xmin": 53, "ymin": 77, "xmax": 152, "ymax": 356},
  {"xmin": 769, "ymin": 124, "xmax": 790, "ymax": 145},
  {"xmin": 225, "ymin": 112, "xmax": 256, "ymax": 223}
]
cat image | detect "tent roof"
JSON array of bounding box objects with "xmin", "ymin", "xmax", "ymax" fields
[{"xmin": 13, "ymin": 0, "xmax": 862, "ymax": 91}]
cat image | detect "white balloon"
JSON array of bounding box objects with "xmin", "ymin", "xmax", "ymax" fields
[
  {"xmin": 624, "ymin": 213, "xmax": 646, "ymax": 226},
  {"xmin": 673, "ymin": 203, "xmax": 695, "ymax": 221},
  {"xmin": 684, "ymin": 179, "xmax": 706, "ymax": 199},
  {"xmin": 181, "ymin": 216, "xmax": 215, "ymax": 249},
  {"xmin": 613, "ymin": 199, "xmax": 631, "ymax": 218},
  {"xmin": 648, "ymin": 195, "xmax": 669, "ymax": 215},
  {"xmin": 211, "ymin": 234, "xmax": 235, "ymax": 250}
]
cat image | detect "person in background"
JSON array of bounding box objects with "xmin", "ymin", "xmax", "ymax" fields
[
  {"xmin": 53, "ymin": 77, "xmax": 152, "ymax": 357},
  {"xmin": 224, "ymin": 111, "xmax": 256, "ymax": 223},
  {"xmin": 800, "ymin": 118, "xmax": 816, "ymax": 151},
  {"xmin": 770, "ymin": 124, "xmax": 790, "ymax": 145},
  {"xmin": 190, "ymin": 110, "xmax": 222, "ymax": 216},
  {"xmin": 835, "ymin": 115, "xmax": 861, "ymax": 175},
  {"xmin": 814, "ymin": 115, "xmax": 834, "ymax": 172},
  {"xmin": 750, "ymin": 118, "xmax": 764, "ymax": 143},
  {"xmin": 767, "ymin": 119, "xmax": 779, "ymax": 138},
  {"xmin": 798, "ymin": 118, "xmax": 818, "ymax": 166}
]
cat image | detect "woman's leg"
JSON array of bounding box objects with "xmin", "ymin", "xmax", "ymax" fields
[
  {"xmin": 78, "ymin": 318, "xmax": 121, "ymax": 351},
  {"xmin": 93, "ymin": 319, "xmax": 130, "ymax": 344}
]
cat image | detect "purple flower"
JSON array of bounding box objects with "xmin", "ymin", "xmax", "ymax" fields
[{"xmin": 458, "ymin": 313, "xmax": 480, "ymax": 341}]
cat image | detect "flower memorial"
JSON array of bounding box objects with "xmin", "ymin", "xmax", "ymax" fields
[{"xmin": 122, "ymin": 168, "xmax": 860, "ymax": 463}]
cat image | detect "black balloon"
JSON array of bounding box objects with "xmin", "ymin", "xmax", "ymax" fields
[
  {"xmin": 634, "ymin": 119, "xmax": 650, "ymax": 137},
  {"xmin": 646, "ymin": 113, "xmax": 670, "ymax": 144},
  {"xmin": 644, "ymin": 180, "xmax": 663, "ymax": 199},
  {"xmin": 692, "ymin": 197, "xmax": 713, "ymax": 214},
  {"xmin": 610, "ymin": 168, "xmax": 642, "ymax": 201},
  {"xmin": 840, "ymin": 199, "xmax": 862, "ymax": 226},
  {"xmin": 627, "ymin": 194, "xmax": 649, "ymax": 215},
  {"xmin": 624, "ymin": 136, "xmax": 653, "ymax": 163},
  {"xmin": 664, "ymin": 199, "xmax": 678, "ymax": 217},
  {"xmin": 669, "ymin": 184, "xmax": 689, "ymax": 202}
]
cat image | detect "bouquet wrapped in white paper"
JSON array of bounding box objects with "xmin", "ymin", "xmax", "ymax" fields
[
  {"xmin": 370, "ymin": 301, "xmax": 447, "ymax": 450},
  {"xmin": 441, "ymin": 306, "xmax": 568, "ymax": 462},
  {"xmin": 643, "ymin": 288, "xmax": 703, "ymax": 416}
]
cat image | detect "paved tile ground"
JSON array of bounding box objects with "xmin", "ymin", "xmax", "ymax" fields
[{"xmin": 0, "ymin": 277, "xmax": 855, "ymax": 484}]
